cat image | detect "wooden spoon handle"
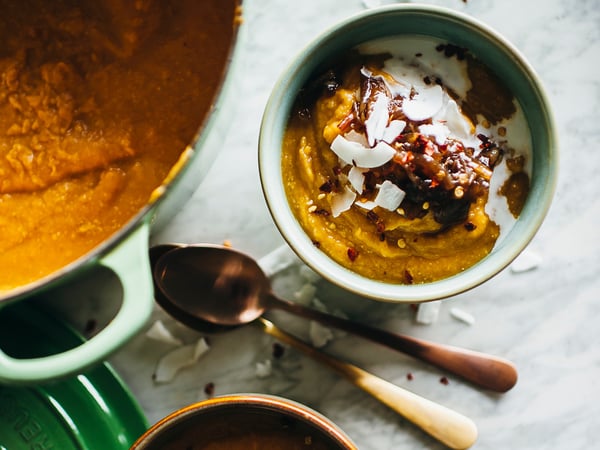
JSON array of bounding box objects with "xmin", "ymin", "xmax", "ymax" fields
[
  {"xmin": 269, "ymin": 295, "xmax": 517, "ymax": 392},
  {"xmin": 258, "ymin": 318, "xmax": 478, "ymax": 450}
]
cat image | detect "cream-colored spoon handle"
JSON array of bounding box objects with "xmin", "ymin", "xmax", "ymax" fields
[{"xmin": 258, "ymin": 318, "xmax": 477, "ymax": 450}]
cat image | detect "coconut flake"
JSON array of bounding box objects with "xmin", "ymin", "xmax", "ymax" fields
[
  {"xmin": 294, "ymin": 282, "xmax": 317, "ymax": 306},
  {"xmin": 449, "ymin": 307, "xmax": 475, "ymax": 325},
  {"xmin": 258, "ymin": 244, "xmax": 300, "ymax": 278},
  {"xmin": 255, "ymin": 359, "xmax": 272, "ymax": 378},
  {"xmin": 309, "ymin": 321, "xmax": 334, "ymax": 348},
  {"xmin": 348, "ymin": 166, "xmax": 366, "ymax": 194},
  {"xmin": 382, "ymin": 119, "xmax": 406, "ymax": 144},
  {"xmin": 374, "ymin": 180, "xmax": 405, "ymax": 211},
  {"xmin": 153, "ymin": 338, "xmax": 210, "ymax": 383},
  {"xmin": 416, "ymin": 301, "xmax": 441, "ymax": 325},
  {"xmin": 402, "ymin": 84, "xmax": 444, "ymax": 121},
  {"xmin": 510, "ymin": 249, "xmax": 542, "ymax": 273},
  {"xmin": 419, "ymin": 122, "xmax": 450, "ymax": 146},
  {"xmin": 145, "ymin": 320, "xmax": 183, "ymax": 346},
  {"xmin": 435, "ymin": 98, "xmax": 474, "ymax": 143},
  {"xmin": 331, "ymin": 185, "xmax": 356, "ymax": 217},
  {"xmin": 330, "ymin": 135, "xmax": 395, "ymax": 169},
  {"xmin": 354, "ymin": 200, "xmax": 378, "ymax": 210},
  {"xmin": 344, "ymin": 129, "xmax": 369, "ymax": 146},
  {"xmin": 364, "ymin": 92, "xmax": 390, "ymax": 146}
]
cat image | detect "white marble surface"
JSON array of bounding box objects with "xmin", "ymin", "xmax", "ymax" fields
[{"xmin": 100, "ymin": 0, "xmax": 599, "ymax": 449}]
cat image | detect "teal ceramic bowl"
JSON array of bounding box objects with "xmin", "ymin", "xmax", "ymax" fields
[{"xmin": 259, "ymin": 5, "xmax": 558, "ymax": 302}]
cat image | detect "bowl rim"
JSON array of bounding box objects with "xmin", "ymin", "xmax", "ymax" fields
[
  {"xmin": 131, "ymin": 393, "xmax": 358, "ymax": 449},
  {"xmin": 258, "ymin": 4, "xmax": 558, "ymax": 303}
]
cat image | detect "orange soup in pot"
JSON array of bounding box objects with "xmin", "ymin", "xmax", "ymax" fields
[{"xmin": 0, "ymin": 0, "xmax": 239, "ymax": 290}]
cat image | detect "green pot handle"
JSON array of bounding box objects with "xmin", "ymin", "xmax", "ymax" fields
[{"xmin": 0, "ymin": 222, "xmax": 154, "ymax": 384}]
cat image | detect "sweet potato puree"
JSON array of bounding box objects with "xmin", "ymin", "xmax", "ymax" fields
[
  {"xmin": 282, "ymin": 38, "xmax": 530, "ymax": 284},
  {"xmin": 0, "ymin": 0, "xmax": 238, "ymax": 290}
]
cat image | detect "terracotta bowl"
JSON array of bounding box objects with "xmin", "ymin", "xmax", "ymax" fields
[{"xmin": 131, "ymin": 394, "xmax": 357, "ymax": 450}]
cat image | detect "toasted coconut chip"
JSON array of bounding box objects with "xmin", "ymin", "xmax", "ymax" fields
[
  {"xmin": 344, "ymin": 129, "xmax": 369, "ymax": 146},
  {"xmin": 348, "ymin": 166, "xmax": 366, "ymax": 194},
  {"xmin": 255, "ymin": 359, "xmax": 272, "ymax": 378},
  {"xmin": 364, "ymin": 92, "xmax": 390, "ymax": 146},
  {"xmin": 382, "ymin": 119, "xmax": 406, "ymax": 144},
  {"xmin": 402, "ymin": 84, "xmax": 444, "ymax": 121},
  {"xmin": 309, "ymin": 321, "xmax": 334, "ymax": 348},
  {"xmin": 450, "ymin": 307, "xmax": 475, "ymax": 325},
  {"xmin": 510, "ymin": 249, "xmax": 542, "ymax": 273},
  {"xmin": 374, "ymin": 180, "xmax": 406, "ymax": 211},
  {"xmin": 145, "ymin": 320, "xmax": 183, "ymax": 346},
  {"xmin": 416, "ymin": 301, "xmax": 441, "ymax": 325},
  {"xmin": 419, "ymin": 122, "xmax": 450, "ymax": 145},
  {"xmin": 331, "ymin": 135, "xmax": 395, "ymax": 169},
  {"xmin": 153, "ymin": 338, "xmax": 210, "ymax": 383},
  {"xmin": 435, "ymin": 98, "xmax": 474, "ymax": 142},
  {"xmin": 331, "ymin": 185, "xmax": 357, "ymax": 217},
  {"xmin": 354, "ymin": 200, "xmax": 377, "ymax": 210}
]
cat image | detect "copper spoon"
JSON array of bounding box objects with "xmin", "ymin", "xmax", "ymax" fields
[{"xmin": 151, "ymin": 244, "xmax": 517, "ymax": 392}]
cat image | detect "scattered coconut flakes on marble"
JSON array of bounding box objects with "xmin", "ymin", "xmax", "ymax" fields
[
  {"xmin": 153, "ymin": 337, "xmax": 210, "ymax": 383},
  {"xmin": 415, "ymin": 301, "xmax": 441, "ymax": 325},
  {"xmin": 449, "ymin": 307, "xmax": 475, "ymax": 326},
  {"xmin": 374, "ymin": 180, "xmax": 406, "ymax": 211},
  {"xmin": 294, "ymin": 283, "xmax": 317, "ymax": 306},
  {"xmin": 331, "ymin": 185, "xmax": 357, "ymax": 217},
  {"xmin": 382, "ymin": 119, "xmax": 406, "ymax": 144},
  {"xmin": 510, "ymin": 249, "xmax": 542, "ymax": 273},
  {"xmin": 402, "ymin": 84, "xmax": 444, "ymax": 121},
  {"xmin": 145, "ymin": 319, "xmax": 183, "ymax": 346},
  {"xmin": 309, "ymin": 321, "xmax": 334, "ymax": 348},
  {"xmin": 258, "ymin": 244, "xmax": 300, "ymax": 278},
  {"xmin": 348, "ymin": 166, "xmax": 366, "ymax": 194},
  {"xmin": 330, "ymin": 135, "xmax": 395, "ymax": 169},
  {"xmin": 361, "ymin": 0, "xmax": 382, "ymax": 8},
  {"xmin": 255, "ymin": 359, "xmax": 272, "ymax": 378}
]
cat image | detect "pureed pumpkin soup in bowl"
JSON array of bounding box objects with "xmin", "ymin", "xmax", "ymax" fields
[{"xmin": 259, "ymin": 5, "xmax": 557, "ymax": 302}]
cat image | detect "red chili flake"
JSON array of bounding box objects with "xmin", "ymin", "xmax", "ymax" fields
[
  {"xmin": 313, "ymin": 208, "xmax": 330, "ymax": 216},
  {"xmin": 378, "ymin": 232, "xmax": 386, "ymax": 242},
  {"xmin": 272, "ymin": 343, "xmax": 285, "ymax": 359},
  {"xmin": 319, "ymin": 179, "xmax": 334, "ymax": 193},
  {"xmin": 404, "ymin": 270, "xmax": 414, "ymax": 284},
  {"xmin": 407, "ymin": 372, "xmax": 414, "ymax": 381},
  {"xmin": 440, "ymin": 376, "xmax": 450, "ymax": 385},
  {"xmin": 332, "ymin": 166, "xmax": 342, "ymax": 176},
  {"xmin": 464, "ymin": 222, "xmax": 477, "ymax": 231},
  {"xmin": 347, "ymin": 247, "xmax": 359, "ymax": 262},
  {"xmin": 312, "ymin": 240, "xmax": 321, "ymax": 248},
  {"xmin": 366, "ymin": 210, "xmax": 379, "ymax": 223},
  {"xmin": 204, "ymin": 382, "xmax": 215, "ymax": 396}
]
